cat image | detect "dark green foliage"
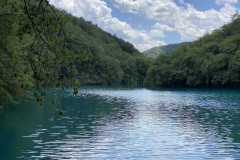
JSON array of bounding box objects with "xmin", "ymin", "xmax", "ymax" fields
[
  {"xmin": 143, "ymin": 42, "xmax": 191, "ymax": 58},
  {"xmin": 0, "ymin": 0, "xmax": 34, "ymax": 106},
  {"xmin": 61, "ymin": 15, "xmax": 150, "ymax": 85},
  {"xmin": 0, "ymin": 0, "xmax": 80, "ymax": 106},
  {"xmin": 146, "ymin": 17, "xmax": 240, "ymax": 88},
  {"xmin": 0, "ymin": 0, "xmax": 150, "ymax": 106}
]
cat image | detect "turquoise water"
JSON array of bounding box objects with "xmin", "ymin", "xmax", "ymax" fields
[{"xmin": 0, "ymin": 86, "xmax": 240, "ymax": 159}]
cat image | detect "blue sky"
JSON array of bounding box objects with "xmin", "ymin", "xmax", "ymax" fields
[{"xmin": 50, "ymin": 0, "xmax": 240, "ymax": 51}]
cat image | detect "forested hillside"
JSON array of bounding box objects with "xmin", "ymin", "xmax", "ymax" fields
[
  {"xmin": 146, "ymin": 15, "xmax": 240, "ymax": 88},
  {"xmin": 0, "ymin": 0, "xmax": 151, "ymax": 106},
  {"xmin": 143, "ymin": 42, "xmax": 190, "ymax": 58},
  {"xmin": 63, "ymin": 15, "xmax": 151, "ymax": 85}
]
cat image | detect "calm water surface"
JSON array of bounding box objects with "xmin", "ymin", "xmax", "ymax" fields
[{"xmin": 0, "ymin": 85, "xmax": 240, "ymax": 159}]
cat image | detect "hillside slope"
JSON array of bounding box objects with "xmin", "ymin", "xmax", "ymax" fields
[
  {"xmin": 146, "ymin": 16, "xmax": 240, "ymax": 88},
  {"xmin": 0, "ymin": 2, "xmax": 151, "ymax": 106},
  {"xmin": 143, "ymin": 42, "xmax": 190, "ymax": 58},
  {"xmin": 63, "ymin": 14, "xmax": 151, "ymax": 85}
]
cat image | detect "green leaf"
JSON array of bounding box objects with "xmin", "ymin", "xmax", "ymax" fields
[
  {"xmin": 51, "ymin": 98, "xmax": 57, "ymax": 106},
  {"xmin": 73, "ymin": 87, "xmax": 78, "ymax": 95},
  {"xmin": 58, "ymin": 108, "xmax": 64, "ymax": 116}
]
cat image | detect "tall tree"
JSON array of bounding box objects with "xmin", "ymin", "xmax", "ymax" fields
[{"xmin": 0, "ymin": 0, "xmax": 78, "ymax": 107}]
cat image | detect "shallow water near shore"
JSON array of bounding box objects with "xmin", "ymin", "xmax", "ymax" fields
[{"xmin": 0, "ymin": 85, "xmax": 240, "ymax": 159}]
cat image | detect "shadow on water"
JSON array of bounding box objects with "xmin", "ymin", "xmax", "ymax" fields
[
  {"xmin": 0, "ymin": 98, "xmax": 51, "ymax": 159},
  {"xmin": 0, "ymin": 87, "xmax": 135, "ymax": 159}
]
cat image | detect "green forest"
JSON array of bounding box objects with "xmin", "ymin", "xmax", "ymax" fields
[
  {"xmin": 1, "ymin": 0, "xmax": 240, "ymax": 107},
  {"xmin": 143, "ymin": 42, "xmax": 190, "ymax": 58},
  {"xmin": 64, "ymin": 15, "xmax": 151, "ymax": 85},
  {"xmin": 145, "ymin": 15, "xmax": 240, "ymax": 88},
  {"xmin": 0, "ymin": 0, "xmax": 150, "ymax": 107}
]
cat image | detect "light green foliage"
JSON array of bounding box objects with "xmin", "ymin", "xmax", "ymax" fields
[
  {"xmin": 146, "ymin": 17, "xmax": 240, "ymax": 88},
  {"xmin": 143, "ymin": 42, "xmax": 191, "ymax": 58}
]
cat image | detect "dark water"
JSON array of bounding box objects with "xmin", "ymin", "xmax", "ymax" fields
[{"xmin": 0, "ymin": 86, "xmax": 240, "ymax": 159}]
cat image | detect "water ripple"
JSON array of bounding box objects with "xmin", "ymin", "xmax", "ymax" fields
[{"xmin": 11, "ymin": 87, "xmax": 240, "ymax": 159}]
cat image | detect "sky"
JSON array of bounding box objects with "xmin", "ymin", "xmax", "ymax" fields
[{"xmin": 49, "ymin": 0, "xmax": 240, "ymax": 52}]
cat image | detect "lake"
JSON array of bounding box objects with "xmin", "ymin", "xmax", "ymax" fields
[{"xmin": 0, "ymin": 85, "xmax": 240, "ymax": 159}]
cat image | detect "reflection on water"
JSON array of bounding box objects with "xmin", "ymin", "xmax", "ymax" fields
[{"xmin": 0, "ymin": 86, "xmax": 240, "ymax": 159}]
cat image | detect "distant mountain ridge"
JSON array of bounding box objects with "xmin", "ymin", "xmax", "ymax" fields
[{"xmin": 143, "ymin": 42, "xmax": 190, "ymax": 58}]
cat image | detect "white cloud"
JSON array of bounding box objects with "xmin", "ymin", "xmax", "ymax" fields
[
  {"xmin": 149, "ymin": 23, "xmax": 175, "ymax": 38},
  {"xmin": 149, "ymin": 30, "xmax": 166, "ymax": 38},
  {"xmin": 216, "ymin": 0, "xmax": 238, "ymax": 5},
  {"xmin": 49, "ymin": 0, "xmax": 238, "ymax": 51},
  {"xmin": 49, "ymin": 0, "xmax": 163, "ymax": 51},
  {"xmin": 179, "ymin": 0, "xmax": 184, "ymax": 4},
  {"xmin": 153, "ymin": 23, "xmax": 175, "ymax": 32},
  {"xmin": 110, "ymin": 0, "xmax": 237, "ymax": 41}
]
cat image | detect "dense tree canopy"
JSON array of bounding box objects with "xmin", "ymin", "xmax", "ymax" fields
[
  {"xmin": 143, "ymin": 42, "xmax": 191, "ymax": 58},
  {"xmin": 0, "ymin": 0, "xmax": 151, "ymax": 107},
  {"xmin": 61, "ymin": 15, "xmax": 151, "ymax": 85},
  {"xmin": 146, "ymin": 16, "xmax": 240, "ymax": 88}
]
